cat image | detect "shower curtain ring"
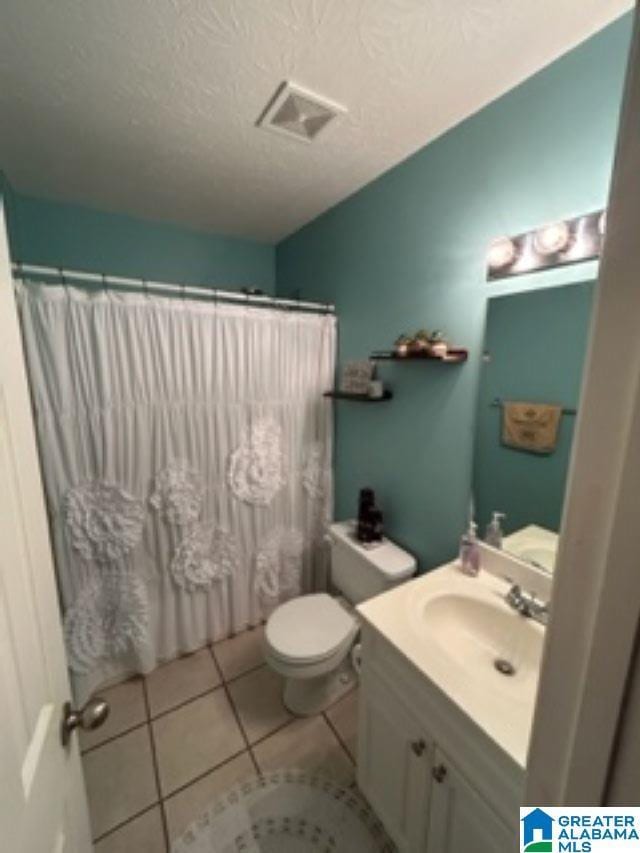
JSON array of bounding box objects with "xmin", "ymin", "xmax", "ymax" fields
[
  {"xmin": 143, "ymin": 278, "xmax": 149, "ymax": 300},
  {"xmin": 101, "ymin": 273, "xmax": 107, "ymax": 297},
  {"xmin": 60, "ymin": 267, "xmax": 70, "ymax": 300}
]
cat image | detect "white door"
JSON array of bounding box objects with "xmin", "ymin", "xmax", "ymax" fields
[
  {"xmin": 0, "ymin": 200, "xmax": 94, "ymax": 853},
  {"xmin": 426, "ymin": 747, "xmax": 516, "ymax": 853}
]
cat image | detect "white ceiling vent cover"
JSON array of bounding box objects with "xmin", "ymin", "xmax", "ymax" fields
[{"xmin": 258, "ymin": 82, "xmax": 346, "ymax": 143}]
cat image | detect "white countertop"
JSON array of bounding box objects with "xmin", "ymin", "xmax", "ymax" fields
[{"xmin": 357, "ymin": 563, "xmax": 545, "ymax": 768}]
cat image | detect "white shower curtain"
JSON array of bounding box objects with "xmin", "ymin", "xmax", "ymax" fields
[{"xmin": 17, "ymin": 281, "xmax": 335, "ymax": 700}]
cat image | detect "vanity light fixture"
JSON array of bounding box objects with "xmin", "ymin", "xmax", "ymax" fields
[
  {"xmin": 598, "ymin": 210, "xmax": 607, "ymax": 236},
  {"xmin": 486, "ymin": 209, "xmax": 605, "ymax": 281},
  {"xmin": 487, "ymin": 236, "xmax": 517, "ymax": 270},
  {"xmin": 533, "ymin": 220, "xmax": 570, "ymax": 256}
]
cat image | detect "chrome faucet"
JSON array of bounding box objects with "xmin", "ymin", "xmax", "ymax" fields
[{"xmin": 505, "ymin": 583, "xmax": 549, "ymax": 625}]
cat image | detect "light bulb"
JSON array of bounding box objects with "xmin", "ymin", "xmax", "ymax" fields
[
  {"xmin": 487, "ymin": 236, "xmax": 516, "ymax": 270},
  {"xmin": 598, "ymin": 210, "xmax": 607, "ymax": 237},
  {"xmin": 533, "ymin": 221, "xmax": 570, "ymax": 256}
]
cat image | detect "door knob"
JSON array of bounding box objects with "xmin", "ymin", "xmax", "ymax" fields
[
  {"xmin": 61, "ymin": 698, "xmax": 110, "ymax": 746},
  {"xmin": 411, "ymin": 739, "xmax": 427, "ymax": 757},
  {"xmin": 432, "ymin": 763, "xmax": 447, "ymax": 783}
]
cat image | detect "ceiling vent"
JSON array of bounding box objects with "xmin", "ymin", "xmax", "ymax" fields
[{"xmin": 257, "ymin": 82, "xmax": 346, "ymax": 143}]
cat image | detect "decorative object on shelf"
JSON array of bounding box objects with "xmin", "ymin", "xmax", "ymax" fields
[
  {"xmin": 427, "ymin": 330, "xmax": 448, "ymax": 358},
  {"xmin": 323, "ymin": 390, "xmax": 393, "ymax": 402},
  {"xmin": 340, "ymin": 360, "xmax": 375, "ymax": 394},
  {"xmin": 368, "ymin": 379, "xmax": 384, "ymax": 399},
  {"xmin": 409, "ymin": 329, "xmax": 431, "ymax": 356},
  {"xmin": 389, "ymin": 329, "xmax": 463, "ymax": 361},
  {"xmin": 486, "ymin": 209, "xmax": 605, "ymax": 281},
  {"xmin": 393, "ymin": 334, "xmax": 413, "ymax": 357},
  {"xmin": 371, "ymin": 347, "xmax": 468, "ymax": 363}
]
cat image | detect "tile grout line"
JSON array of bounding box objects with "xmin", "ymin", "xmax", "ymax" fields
[
  {"xmin": 323, "ymin": 711, "xmax": 356, "ymax": 766},
  {"xmin": 249, "ymin": 715, "xmax": 297, "ymax": 750},
  {"xmin": 81, "ymin": 719, "xmax": 149, "ymax": 756},
  {"xmin": 207, "ymin": 645, "xmax": 260, "ymax": 774},
  {"xmin": 160, "ymin": 746, "xmax": 253, "ymax": 803},
  {"xmin": 149, "ymin": 682, "xmax": 225, "ymax": 723},
  {"xmin": 83, "ymin": 668, "xmax": 270, "ymax": 757},
  {"xmin": 92, "ymin": 802, "xmax": 161, "ymax": 846},
  {"xmin": 210, "ymin": 640, "xmax": 306, "ymax": 758},
  {"xmin": 223, "ymin": 660, "xmax": 267, "ymax": 687},
  {"xmin": 142, "ymin": 679, "xmax": 172, "ymax": 853},
  {"xmin": 91, "ymin": 633, "xmax": 360, "ymax": 846}
]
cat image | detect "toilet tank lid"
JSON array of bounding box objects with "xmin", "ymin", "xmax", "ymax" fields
[{"xmin": 329, "ymin": 521, "xmax": 416, "ymax": 579}]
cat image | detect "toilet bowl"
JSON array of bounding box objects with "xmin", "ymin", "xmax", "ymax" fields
[
  {"xmin": 265, "ymin": 593, "xmax": 359, "ymax": 715},
  {"xmin": 265, "ymin": 521, "xmax": 416, "ymax": 716}
]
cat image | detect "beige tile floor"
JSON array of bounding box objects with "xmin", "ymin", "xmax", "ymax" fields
[{"xmin": 82, "ymin": 625, "xmax": 359, "ymax": 851}]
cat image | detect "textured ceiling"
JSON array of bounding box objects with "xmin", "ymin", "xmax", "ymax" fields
[{"xmin": 0, "ymin": 0, "xmax": 631, "ymax": 243}]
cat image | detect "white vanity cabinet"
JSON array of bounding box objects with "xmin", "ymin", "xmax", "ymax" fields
[
  {"xmin": 357, "ymin": 623, "xmax": 521, "ymax": 853},
  {"xmin": 425, "ymin": 748, "xmax": 515, "ymax": 853},
  {"xmin": 358, "ymin": 666, "xmax": 432, "ymax": 850}
]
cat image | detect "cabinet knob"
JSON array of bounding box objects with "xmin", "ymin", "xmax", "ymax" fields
[
  {"xmin": 432, "ymin": 763, "xmax": 447, "ymax": 783},
  {"xmin": 411, "ymin": 739, "xmax": 427, "ymax": 757}
]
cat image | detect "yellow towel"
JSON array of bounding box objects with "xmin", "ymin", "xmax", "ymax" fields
[{"xmin": 502, "ymin": 402, "xmax": 562, "ymax": 454}]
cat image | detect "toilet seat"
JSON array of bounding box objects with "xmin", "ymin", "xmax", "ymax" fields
[{"xmin": 265, "ymin": 593, "xmax": 357, "ymax": 666}]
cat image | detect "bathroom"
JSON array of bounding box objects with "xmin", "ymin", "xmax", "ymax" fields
[{"xmin": 2, "ymin": 2, "xmax": 640, "ymax": 851}]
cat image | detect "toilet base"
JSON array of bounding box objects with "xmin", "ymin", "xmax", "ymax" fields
[{"xmin": 283, "ymin": 659, "xmax": 357, "ymax": 716}]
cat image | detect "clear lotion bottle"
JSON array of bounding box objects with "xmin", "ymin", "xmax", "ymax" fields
[{"xmin": 459, "ymin": 521, "xmax": 481, "ymax": 577}]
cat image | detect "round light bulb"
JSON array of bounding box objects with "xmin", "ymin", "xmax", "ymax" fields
[
  {"xmin": 487, "ymin": 236, "xmax": 516, "ymax": 270},
  {"xmin": 534, "ymin": 221, "xmax": 570, "ymax": 256},
  {"xmin": 598, "ymin": 210, "xmax": 607, "ymax": 237}
]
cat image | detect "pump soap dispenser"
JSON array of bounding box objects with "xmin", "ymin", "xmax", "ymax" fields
[
  {"xmin": 485, "ymin": 512, "xmax": 506, "ymax": 549},
  {"xmin": 459, "ymin": 521, "xmax": 480, "ymax": 577}
]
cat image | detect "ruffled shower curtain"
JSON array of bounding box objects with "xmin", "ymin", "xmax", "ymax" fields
[{"xmin": 17, "ymin": 281, "xmax": 335, "ymax": 701}]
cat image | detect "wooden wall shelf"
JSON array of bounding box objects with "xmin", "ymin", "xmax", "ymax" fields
[
  {"xmin": 370, "ymin": 349, "xmax": 468, "ymax": 364},
  {"xmin": 323, "ymin": 390, "xmax": 393, "ymax": 402}
]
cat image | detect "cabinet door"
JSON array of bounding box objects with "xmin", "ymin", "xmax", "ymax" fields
[
  {"xmin": 426, "ymin": 748, "xmax": 516, "ymax": 853},
  {"xmin": 358, "ymin": 679, "xmax": 431, "ymax": 852}
]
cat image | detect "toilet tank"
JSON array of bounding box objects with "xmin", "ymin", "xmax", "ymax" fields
[{"xmin": 328, "ymin": 520, "xmax": 416, "ymax": 604}]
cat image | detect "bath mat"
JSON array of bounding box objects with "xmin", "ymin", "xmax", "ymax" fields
[{"xmin": 172, "ymin": 769, "xmax": 395, "ymax": 853}]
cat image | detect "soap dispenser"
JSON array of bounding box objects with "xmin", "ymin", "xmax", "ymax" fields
[
  {"xmin": 485, "ymin": 512, "xmax": 506, "ymax": 549},
  {"xmin": 459, "ymin": 521, "xmax": 480, "ymax": 577}
]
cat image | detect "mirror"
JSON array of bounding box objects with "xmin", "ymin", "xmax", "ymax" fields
[{"xmin": 473, "ymin": 279, "xmax": 595, "ymax": 573}]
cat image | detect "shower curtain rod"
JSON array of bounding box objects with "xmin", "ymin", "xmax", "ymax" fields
[{"xmin": 12, "ymin": 262, "xmax": 335, "ymax": 314}]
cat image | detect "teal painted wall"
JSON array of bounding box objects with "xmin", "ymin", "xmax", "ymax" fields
[
  {"xmin": 474, "ymin": 282, "xmax": 595, "ymax": 537},
  {"xmin": 2, "ymin": 188, "xmax": 275, "ymax": 292},
  {"xmin": 277, "ymin": 14, "xmax": 632, "ymax": 571}
]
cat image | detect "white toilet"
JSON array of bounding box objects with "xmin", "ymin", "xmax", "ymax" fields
[{"xmin": 264, "ymin": 520, "xmax": 416, "ymax": 716}]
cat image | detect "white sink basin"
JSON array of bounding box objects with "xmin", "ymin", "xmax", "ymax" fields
[
  {"xmin": 358, "ymin": 563, "xmax": 548, "ymax": 767},
  {"xmin": 410, "ymin": 590, "xmax": 543, "ymax": 704},
  {"xmin": 502, "ymin": 524, "xmax": 558, "ymax": 573},
  {"xmin": 515, "ymin": 546, "xmax": 556, "ymax": 572}
]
